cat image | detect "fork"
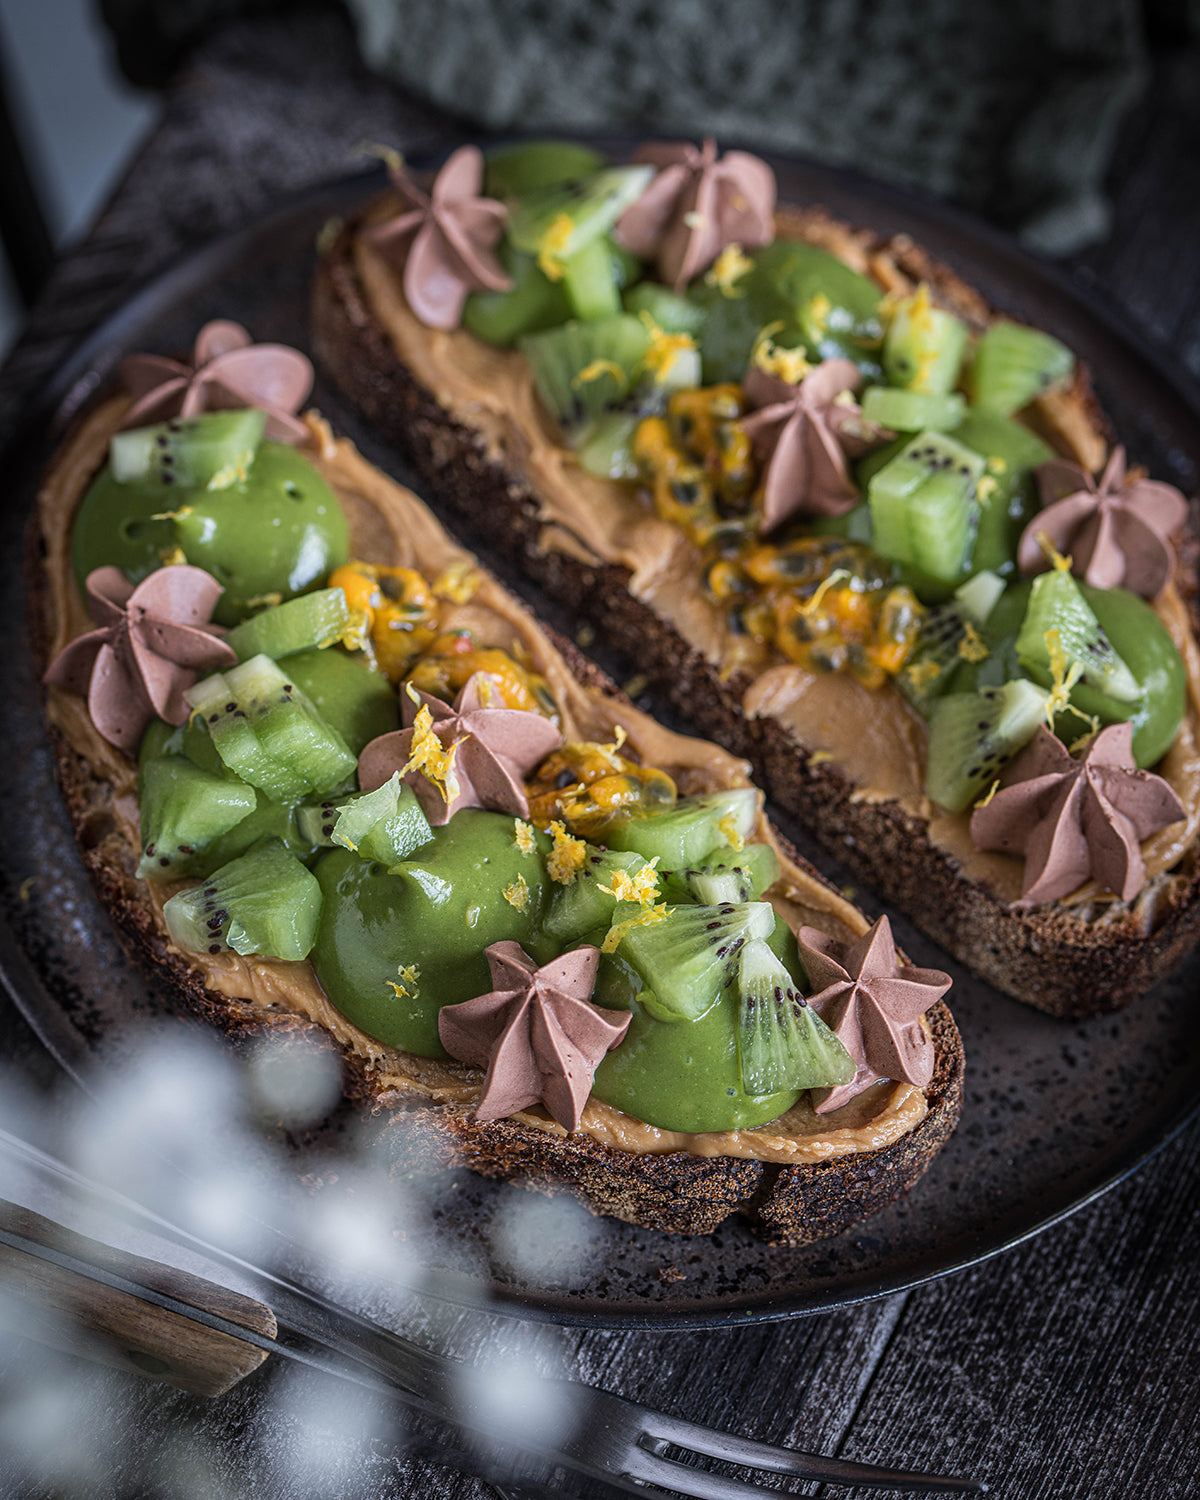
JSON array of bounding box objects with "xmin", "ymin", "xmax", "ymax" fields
[{"xmin": 0, "ymin": 1128, "xmax": 984, "ymax": 1497}]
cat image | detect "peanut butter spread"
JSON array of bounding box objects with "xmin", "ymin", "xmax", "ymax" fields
[
  {"xmin": 353, "ymin": 227, "xmax": 1200, "ymax": 915},
  {"xmin": 38, "ymin": 396, "xmax": 928, "ymax": 1166}
]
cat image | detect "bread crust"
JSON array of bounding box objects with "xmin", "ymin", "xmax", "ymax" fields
[
  {"xmin": 25, "ymin": 417, "xmax": 963, "ymax": 1245},
  {"xmin": 311, "ymin": 212, "xmax": 1200, "ymax": 1018}
]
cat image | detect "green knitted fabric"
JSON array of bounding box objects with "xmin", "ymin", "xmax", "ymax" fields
[{"xmin": 345, "ymin": 0, "xmax": 1148, "ymax": 254}]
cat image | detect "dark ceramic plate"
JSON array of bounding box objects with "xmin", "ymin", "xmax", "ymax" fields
[{"xmin": 3, "ymin": 150, "xmax": 1200, "ymax": 1330}]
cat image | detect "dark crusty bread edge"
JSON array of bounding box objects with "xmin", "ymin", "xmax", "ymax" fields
[
  {"xmin": 311, "ymin": 212, "xmax": 1200, "ymax": 1019},
  {"xmin": 24, "ymin": 442, "xmax": 964, "ymax": 1246}
]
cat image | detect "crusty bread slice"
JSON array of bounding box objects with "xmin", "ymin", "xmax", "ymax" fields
[
  {"xmin": 26, "ymin": 398, "xmax": 963, "ymax": 1245},
  {"xmin": 311, "ymin": 201, "xmax": 1200, "ymax": 1018}
]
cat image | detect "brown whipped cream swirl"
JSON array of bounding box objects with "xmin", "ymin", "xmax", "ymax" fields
[
  {"xmin": 363, "ymin": 145, "xmax": 512, "ymax": 330},
  {"xmin": 742, "ymin": 360, "xmax": 883, "ymax": 532},
  {"xmin": 118, "ymin": 320, "xmax": 314, "ymax": 445},
  {"xmin": 796, "ymin": 916, "xmax": 949, "ymax": 1114},
  {"xmin": 357, "ymin": 671, "xmax": 562, "ymax": 824},
  {"xmin": 970, "ymin": 722, "xmax": 1185, "ymax": 906},
  {"xmin": 1017, "ymin": 447, "xmax": 1189, "ymax": 599},
  {"xmin": 44, "ymin": 565, "xmax": 236, "ymax": 754},
  {"xmin": 615, "ymin": 138, "xmax": 776, "ymax": 291},
  {"xmin": 438, "ymin": 941, "xmax": 630, "ymax": 1131}
]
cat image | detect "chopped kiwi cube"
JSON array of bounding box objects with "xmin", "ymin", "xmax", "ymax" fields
[
  {"xmin": 861, "ymin": 387, "xmax": 966, "ymax": 433},
  {"xmin": 463, "ymin": 243, "xmax": 571, "ymax": 347},
  {"xmin": 185, "ymin": 793, "xmax": 308, "ymax": 877},
  {"xmin": 225, "ymin": 655, "xmax": 358, "ymax": 795},
  {"xmin": 561, "ymin": 233, "xmax": 622, "ymax": 321},
  {"xmin": 925, "ymin": 679, "xmax": 1050, "ymax": 814},
  {"xmin": 186, "ymin": 670, "xmax": 312, "ymax": 803},
  {"xmin": 1016, "ymin": 569, "xmax": 1140, "ymax": 704},
  {"xmin": 520, "ymin": 314, "xmax": 651, "ymax": 432},
  {"xmin": 954, "ymin": 409, "xmax": 1055, "ymax": 578},
  {"xmin": 606, "ymin": 788, "xmax": 760, "ymax": 868},
  {"xmin": 735, "ymin": 937, "xmax": 854, "ymax": 1096},
  {"xmin": 752, "ymin": 240, "xmax": 884, "ymax": 363},
  {"xmin": 483, "ymin": 140, "xmax": 608, "ymax": 198},
  {"xmin": 544, "ymin": 848, "xmax": 655, "ymax": 943},
  {"xmin": 137, "ymin": 748, "xmax": 257, "ymax": 880},
  {"xmin": 669, "ymin": 843, "xmax": 781, "ymax": 905},
  {"xmin": 507, "ymin": 165, "xmax": 654, "ymax": 262},
  {"xmin": 896, "ymin": 601, "xmax": 977, "ymax": 716},
  {"xmin": 224, "ymin": 588, "xmax": 351, "ymax": 662},
  {"xmin": 614, "ymin": 901, "xmax": 775, "ymax": 1022},
  {"xmin": 109, "ymin": 409, "xmax": 266, "ymax": 490},
  {"xmin": 868, "ymin": 431, "xmax": 985, "ymax": 590},
  {"xmin": 882, "ymin": 289, "xmax": 968, "ymax": 396},
  {"xmin": 299, "ymin": 773, "xmax": 433, "ymax": 865},
  {"xmin": 162, "ymin": 837, "xmax": 321, "ymax": 960},
  {"xmin": 968, "ymin": 321, "xmax": 1074, "ymax": 415}
]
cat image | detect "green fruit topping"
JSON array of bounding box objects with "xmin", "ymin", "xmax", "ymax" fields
[
  {"xmin": 868, "ymin": 431, "xmax": 985, "ymax": 592},
  {"xmin": 137, "ymin": 724, "xmax": 257, "ymax": 880},
  {"xmin": 613, "ymin": 900, "xmax": 775, "ymax": 1023},
  {"xmin": 224, "ymin": 588, "xmax": 351, "ymax": 661},
  {"xmin": 882, "ymin": 288, "xmax": 968, "ymax": 396},
  {"xmin": 109, "ymin": 409, "xmax": 266, "ymax": 490},
  {"xmin": 860, "ymin": 387, "xmax": 966, "ymax": 433},
  {"xmin": 573, "ymin": 411, "xmax": 641, "ymax": 479},
  {"xmin": 968, "ymin": 321, "xmax": 1074, "ymax": 415},
  {"xmin": 543, "ymin": 847, "xmax": 657, "ymax": 943},
  {"xmin": 925, "ymin": 679, "xmax": 1051, "ymax": 813},
  {"xmin": 520, "ymin": 313, "xmax": 651, "ymax": 431},
  {"xmin": 561, "ymin": 233, "xmax": 622, "ymax": 321},
  {"xmin": 162, "ymin": 837, "xmax": 322, "ymax": 960},
  {"xmin": 483, "ymin": 140, "xmax": 608, "ymax": 198},
  {"xmin": 735, "ymin": 936, "xmax": 854, "ymax": 1096},
  {"xmin": 298, "ymin": 773, "xmax": 434, "ymax": 865},
  {"xmin": 1016, "ymin": 568, "xmax": 1140, "ymax": 705},
  {"xmin": 606, "ymin": 787, "xmax": 759, "ymax": 868},
  {"xmin": 507, "ymin": 165, "xmax": 654, "ymax": 266},
  {"xmin": 462, "ymin": 243, "xmax": 571, "ymax": 347},
  {"xmin": 311, "ymin": 812, "xmax": 554, "ymax": 1054},
  {"xmin": 669, "ymin": 842, "xmax": 781, "ymax": 905},
  {"xmin": 622, "ymin": 282, "xmax": 708, "ymax": 338},
  {"xmin": 953, "ymin": 409, "xmax": 1055, "ymax": 578}
]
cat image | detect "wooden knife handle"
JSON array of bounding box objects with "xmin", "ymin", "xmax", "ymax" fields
[{"xmin": 0, "ymin": 1198, "xmax": 277, "ymax": 1396}]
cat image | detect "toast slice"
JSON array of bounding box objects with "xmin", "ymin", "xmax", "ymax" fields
[
  {"xmin": 27, "ymin": 395, "xmax": 963, "ymax": 1245},
  {"xmin": 312, "ymin": 193, "xmax": 1200, "ymax": 1018}
]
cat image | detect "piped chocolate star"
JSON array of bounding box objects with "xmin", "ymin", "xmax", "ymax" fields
[
  {"xmin": 741, "ymin": 360, "xmax": 882, "ymax": 531},
  {"xmin": 118, "ymin": 320, "xmax": 314, "ymax": 444},
  {"xmin": 363, "ymin": 145, "xmax": 512, "ymax": 330},
  {"xmin": 44, "ymin": 565, "xmax": 236, "ymax": 753},
  {"xmin": 970, "ymin": 722, "xmax": 1184, "ymax": 906},
  {"xmin": 438, "ymin": 941, "xmax": 630, "ymax": 1131},
  {"xmin": 795, "ymin": 916, "xmax": 949, "ymax": 1114},
  {"xmin": 1017, "ymin": 447, "xmax": 1188, "ymax": 598},
  {"xmin": 357, "ymin": 671, "xmax": 563, "ymax": 824},
  {"xmin": 615, "ymin": 138, "xmax": 776, "ymax": 290}
]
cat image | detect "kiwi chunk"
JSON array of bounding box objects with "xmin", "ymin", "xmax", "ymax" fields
[
  {"xmin": 296, "ymin": 774, "xmax": 433, "ymax": 865},
  {"xmin": 544, "ymin": 848, "xmax": 656, "ymax": 943},
  {"xmin": 574, "ymin": 412, "xmax": 641, "ymax": 479},
  {"xmin": 882, "ymin": 289, "xmax": 968, "ymax": 395},
  {"xmin": 861, "ymin": 387, "xmax": 966, "ymax": 433},
  {"xmin": 109, "ymin": 409, "xmax": 266, "ymax": 490},
  {"xmin": 606, "ymin": 788, "xmax": 760, "ymax": 869},
  {"xmin": 226, "ymin": 655, "xmax": 358, "ymax": 793},
  {"xmin": 735, "ymin": 937, "xmax": 855, "ymax": 1096},
  {"xmin": 186, "ymin": 670, "xmax": 311, "ymax": 802},
  {"xmin": 669, "ymin": 843, "xmax": 781, "ymax": 905},
  {"xmin": 968, "ymin": 321, "xmax": 1074, "ymax": 415},
  {"xmin": 507, "ymin": 165, "xmax": 654, "ymax": 262},
  {"xmin": 1016, "ymin": 569, "xmax": 1140, "ymax": 704},
  {"xmin": 623, "ymin": 282, "xmax": 708, "ymax": 338},
  {"xmin": 954, "ymin": 410, "xmax": 1055, "ymax": 577},
  {"xmin": 224, "ymin": 588, "xmax": 351, "ymax": 662},
  {"xmin": 463, "ymin": 243, "xmax": 572, "ymax": 347},
  {"xmin": 561, "ymin": 233, "xmax": 622, "ymax": 321},
  {"xmin": 520, "ymin": 313, "xmax": 650, "ymax": 432},
  {"xmin": 137, "ymin": 737, "xmax": 257, "ymax": 881},
  {"xmin": 925, "ymin": 679, "xmax": 1050, "ymax": 813},
  {"xmin": 615, "ymin": 901, "xmax": 775, "ymax": 1022},
  {"xmin": 483, "ymin": 140, "xmax": 607, "ymax": 198},
  {"xmin": 868, "ymin": 431, "xmax": 985, "ymax": 591},
  {"xmin": 162, "ymin": 837, "xmax": 321, "ymax": 960}
]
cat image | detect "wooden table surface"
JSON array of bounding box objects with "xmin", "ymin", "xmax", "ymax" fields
[{"xmin": 1, "ymin": 14, "xmax": 1198, "ymax": 1498}]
